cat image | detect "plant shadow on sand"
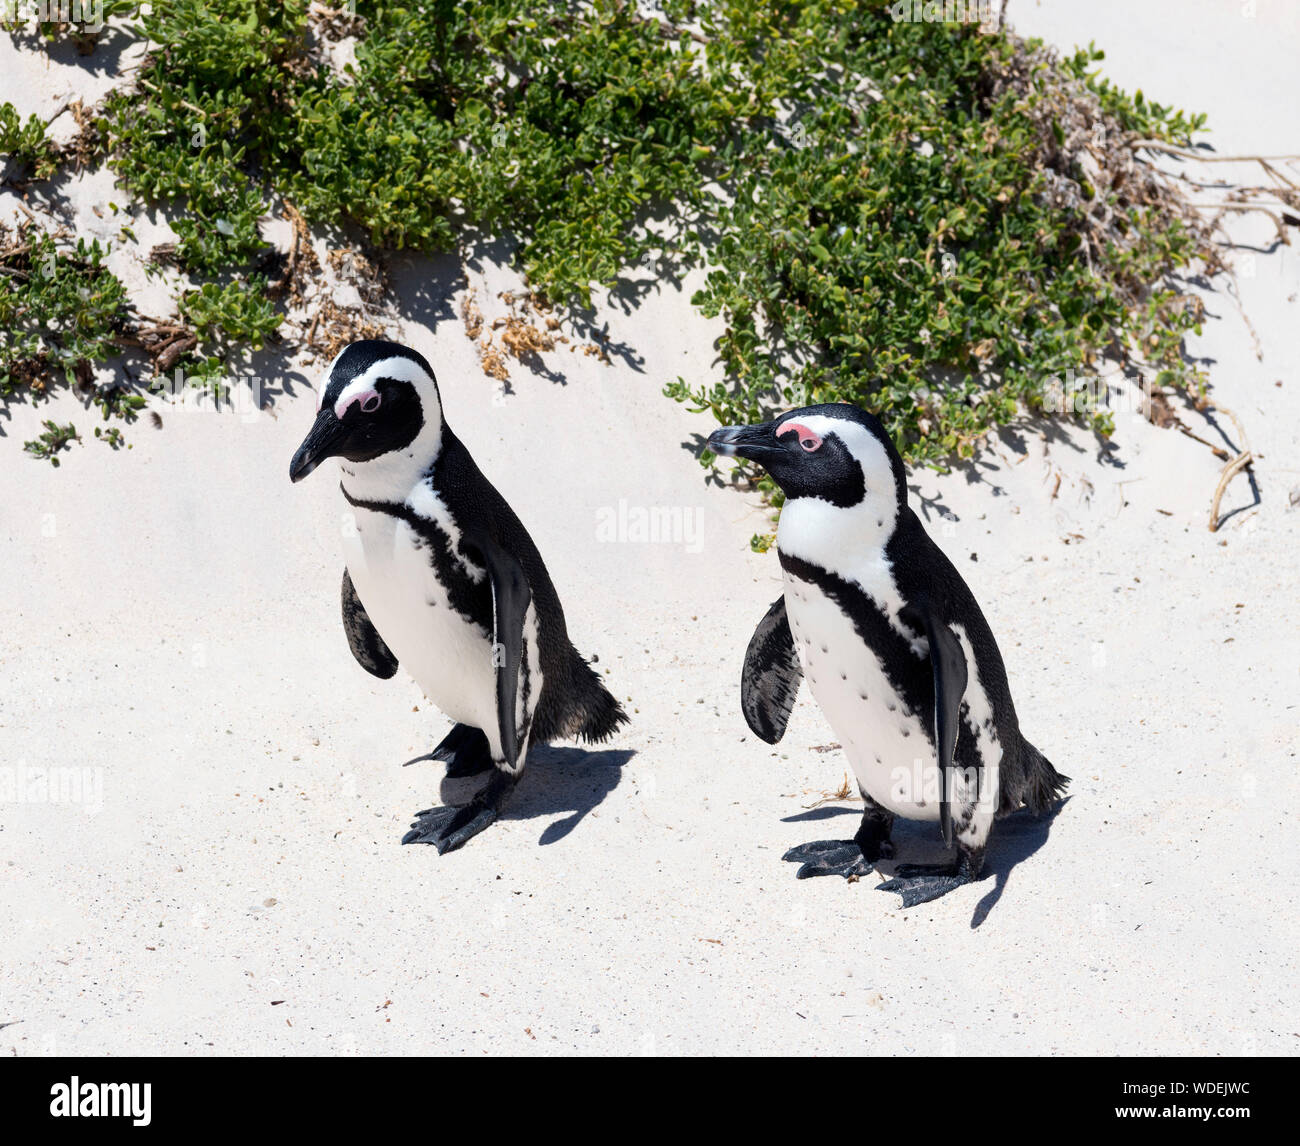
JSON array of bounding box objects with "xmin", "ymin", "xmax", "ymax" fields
[
  {"xmin": 781, "ymin": 796, "xmax": 1071, "ymax": 928},
  {"xmin": 420, "ymin": 744, "xmax": 635, "ymax": 847}
]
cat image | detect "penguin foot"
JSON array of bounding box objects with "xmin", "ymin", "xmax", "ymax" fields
[
  {"xmin": 402, "ymin": 771, "xmax": 515, "ymax": 853},
  {"xmin": 875, "ymin": 862, "xmax": 970, "ymax": 908},
  {"xmin": 402, "ymin": 802, "xmax": 499, "ymax": 853},
  {"xmin": 429, "ymin": 723, "xmax": 493, "ymax": 778},
  {"xmin": 782, "ymin": 839, "xmax": 876, "ymax": 880}
]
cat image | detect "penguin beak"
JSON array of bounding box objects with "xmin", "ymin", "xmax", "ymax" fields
[
  {"xmin": 289, "ymin": 408, "xmax": 348, "ymax": 483},
  {"xmin": 707, "ymin": 422, "xmax": 780, "ymax": 463}
]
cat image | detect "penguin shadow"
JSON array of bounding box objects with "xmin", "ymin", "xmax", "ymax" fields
[
  {"xmin": 781, "ymin": 797, "xmax": 1071, "ymax": 927},
  {"xmin": 964, "ymin": 798, "xmax": 1071, "ymax": 927},
  {"xmin": 427, "ymin": 745, "xmax": 636, "ymax": 846},
  {"xmin": 781, "ymin": 805, "xmax": 860, "ymax": 824}
]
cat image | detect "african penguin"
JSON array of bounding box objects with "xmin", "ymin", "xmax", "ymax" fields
[
  {"xmin": 290, "ymin": 339, "xmax": 627, "ymax": 852},
  {"xmin": 707, "ymin": 404, "xmax": 1067, "ymax": 907}
]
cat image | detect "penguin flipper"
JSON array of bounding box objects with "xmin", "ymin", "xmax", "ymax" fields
[
  {"xmin": 741, "ymin": 596, "xmax": 803, "ymax": 744},
  {"xmin": 341, "ymin": 568, "xmax": 398, "ymax": 679},
  {"xmin": 899, "ymin": 602, "xmax": 968, "ymax": 847},
  {"xmin": 464, "ymin": 530, "xmax": 533, "ymax": 772}
]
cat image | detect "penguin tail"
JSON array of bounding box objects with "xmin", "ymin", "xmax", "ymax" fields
[
  {"xmin": 567, "ymin": 651, "xmax": 629, "ymax": 744},
  {"xmin": 1022, "ymin": 741, "xmax": 1069, "ymax": 813}
]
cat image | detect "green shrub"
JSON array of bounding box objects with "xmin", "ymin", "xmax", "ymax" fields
[
  {"xmin": 23, "ymin": 420, "xmax": 80, "ymax": 466},
  {"xmin": 0, "ymin": 230, "xmax": 130, "ymax": 391},
  {"xmin": 18, "ymin": 3, "xmax": 1213, "ymax": 476},
  {"xmin": 179, "ymin": 278, "xmax": 281, "ymax": 347},
  {"xmin": 0, "ymin": 102, "xmax": 60, "ymax": 180}
]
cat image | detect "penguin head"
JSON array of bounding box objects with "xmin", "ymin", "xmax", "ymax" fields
[
  {"xmin": 289, "ymin": 340, "xmax": 443, "ymax": 483},
  {"xmin": 706, "ymin": 403, "xmax": 906, "ymax": 512}
]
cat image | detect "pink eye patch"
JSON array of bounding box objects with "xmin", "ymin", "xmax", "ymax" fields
[
  {"xmin": 778, "ymin": 421, "xmax": 822, "ymax": 452},
  {"xmin": 335, "ymin": 389, "xmax": 382, "ymax": 419}
]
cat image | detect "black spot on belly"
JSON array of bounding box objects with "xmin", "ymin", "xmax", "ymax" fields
[{"xmin": 779, "ymin": 549, "xmax": 988, "ymax": 778}]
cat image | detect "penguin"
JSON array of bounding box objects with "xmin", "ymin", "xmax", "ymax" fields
[
  {"xmin": 290, "ymin": 339, "xmax": 627, "ymax": 852},
  {"xmin": 707, "ymin": 403, "xmax": 1067, "ymax": 907}
]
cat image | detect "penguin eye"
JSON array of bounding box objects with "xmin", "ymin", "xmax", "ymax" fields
[
  {"xmin": 361, "ymin": 394, "xmax": 382, "ymax": 414},
  {"xmin": 778, "ymin": 421, "xmax": 823, "ymax": 453}
]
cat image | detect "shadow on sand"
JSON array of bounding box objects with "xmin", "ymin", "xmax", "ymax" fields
[
  {"xmin": 780, "ymin": 797, "xmax": 1071, "ymax": 927},
  {"xmin": 417, "ymin": 744, "xmax": 635, "ymax": 847}
]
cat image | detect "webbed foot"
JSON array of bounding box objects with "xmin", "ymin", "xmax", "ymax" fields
[
  {"xmin": 402, "ymin": 770, "xmax": 514, "ymax": 853},
  {"xmin": 782, "ymin": 839, "xmax": 880, "ymax": 880},
  {"xmin": 875, "ymin": 861, "xmax": 972, "ymax": 907}
]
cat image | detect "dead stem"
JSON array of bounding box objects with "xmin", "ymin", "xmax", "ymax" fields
[{"xmin": 802, "ymin": 771, "xmax": 859, "ymax": 810}]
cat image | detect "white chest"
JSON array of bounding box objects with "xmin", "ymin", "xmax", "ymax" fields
[
  {"xmin": 342, "ymin": 501, "xmax": 495, "ymax": 729},
  {"xmin": 782, "ymin": 571, "xmax": 943, "ymax": 821}
]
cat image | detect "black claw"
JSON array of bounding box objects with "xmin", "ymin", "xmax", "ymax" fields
[{"xmin": 782, "ymin": 839, "xmax": 874, "ymax": 880}]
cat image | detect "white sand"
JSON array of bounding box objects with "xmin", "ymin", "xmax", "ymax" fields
[{"xmin": 1, "ymin": 2, "xmax": 1297, "ymax": 1056}]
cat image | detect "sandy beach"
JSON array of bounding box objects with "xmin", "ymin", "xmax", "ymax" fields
[{"xmin": 1, "ymin": 1, "xmax": 1297, "ymax": 1056}]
